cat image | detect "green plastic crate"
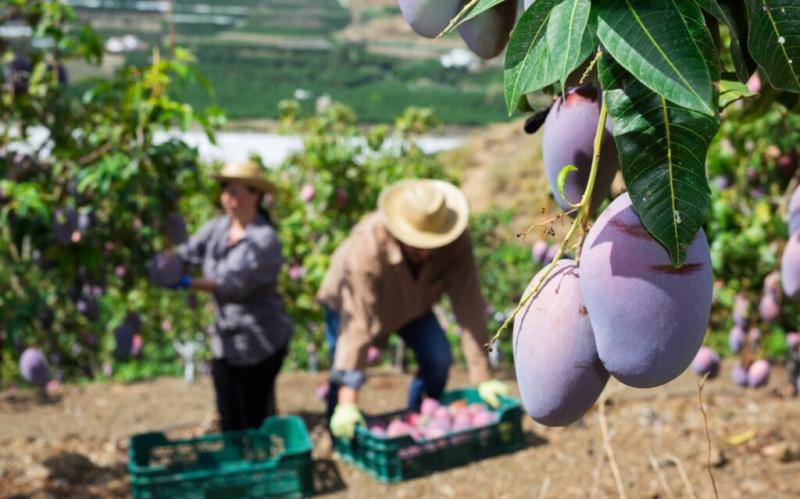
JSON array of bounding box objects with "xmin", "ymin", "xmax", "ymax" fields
[
  {"xmin": 129, "ymin": 415, "xmax": 314, "ymax": 498},
  {"xmin": 334, "ymin": 387, "xmax": 524, "ymax": 483}
]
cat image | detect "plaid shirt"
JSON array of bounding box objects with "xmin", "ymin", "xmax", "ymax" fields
[{"xmin": 177, "ymin": 214, "xmax": 292, "ymax": 366}]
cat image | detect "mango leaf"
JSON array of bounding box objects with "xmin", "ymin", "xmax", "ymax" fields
[
  {"xmin": 677, "ymin": 1, "xmax": 721, "ymax": 83},
  {"xmin": 599, "ymin": 55, "xmax": 720, "ymax": 265},
  {"xmin": 745, "ymin": 0, "xmax": 800, "ymax": 92},
  {"xmin": 557, "ymin": 164, "xmax": 578, "ymax": 202},
  {"xmin": 719, "ymin": 79, "xmax": 757, "ymax": 107},
  {"xmin": 696, "ymin": 0, "xmax": 758, "ymax": 81},
  {"xmin": 503, "ymin": 0, "xmax": 562, "ymax": 113},
  {"xmin": 458, "ymin": 0, "xmax": 507, "ymax": 24},
  {"xmin": 596, "ymin": 0, "xmax": 716, "ymax": 116},
  {"xmin": 547, "ymin": 0, "xmax": 598, "ymax": 94}
]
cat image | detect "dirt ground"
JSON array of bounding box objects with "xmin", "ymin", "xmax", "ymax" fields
[{"xmin": 1, "ymin": 363, "xmax": 799, "ymax": 498}]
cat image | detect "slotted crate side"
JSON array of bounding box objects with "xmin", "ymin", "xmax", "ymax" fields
[
  {"xmin": 129, "ymin": 415, "xmax": 314, "ymax": 498},
  {"xmin": 334, "ymin": 387, "xmax": 524, "ymax": 483}
]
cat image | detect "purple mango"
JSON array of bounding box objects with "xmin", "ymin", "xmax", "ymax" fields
[
  {"xmin": 580, "ymin": 194, "xmax": 712, "ymax": 388},
  {"xmin": 513, "ymin": 259, "xmax": 609, "ymax": 426}
]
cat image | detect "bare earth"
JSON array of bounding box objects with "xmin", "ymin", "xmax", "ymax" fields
[{"xmin": 1, "ymin": 362, "xmax": 799, "ymax": 498}]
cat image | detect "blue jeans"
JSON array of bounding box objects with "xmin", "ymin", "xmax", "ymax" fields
[{"xmin": 325, "ymin": 307, "xmax": 452, "ymax": 420}]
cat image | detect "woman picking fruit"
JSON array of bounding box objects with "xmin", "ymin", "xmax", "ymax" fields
[
  {"xmin": 155, "ymin": 161, "xmax": 293, "ymax": 431},
  {"xmin": 317, "ymin": 178, "xmax": 509, "ymax": 439}
]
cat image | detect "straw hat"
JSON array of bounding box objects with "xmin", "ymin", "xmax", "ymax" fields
[
  {"xmin": 213, "ymin": 160, "xmax": 275, "ymax": 193},
  {"xmin": 378, "ymin": 179, "xmax": 469, "ymax": 249}
]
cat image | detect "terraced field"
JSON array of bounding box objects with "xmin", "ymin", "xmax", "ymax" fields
[{"xmin": 69, "ymin": 0, "xmax": 510, "ymax": 125}]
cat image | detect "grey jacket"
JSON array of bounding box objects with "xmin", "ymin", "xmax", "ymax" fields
[{"xmin": 176, "ymin": 214, "xmax": 293, "ymax": 366}]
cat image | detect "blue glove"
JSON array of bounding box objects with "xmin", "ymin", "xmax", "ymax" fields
[{"xmin": 168, "ymin": 275, "xmax": 192, "ymax": 290}]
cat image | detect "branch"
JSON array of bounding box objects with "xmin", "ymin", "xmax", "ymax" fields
[{"xmin": 490, "ymin": 98, "xmax": 609, "ymax": 345}]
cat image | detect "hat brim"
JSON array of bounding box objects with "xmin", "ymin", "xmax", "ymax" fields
[
  {"xmin": 214, "ymin": 174, "xmax": 275, "ymax": 194},
  {"xmin": 379, "ymin": 179, "xmax": 469, "ymax": 249}
]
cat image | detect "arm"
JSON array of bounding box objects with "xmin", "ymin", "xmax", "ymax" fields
[
  {"xmin": 206, "ymin": 228, "xmax": 283, "ymax": 302},
  {"xmin": 174, "ymin": 219, "xmax": 216, "ymax": 267},
  {"xmin": 446, "ymin": 232, "xmax": 493, "ymax": 385},
  {"xmin": 330, "ymin": 262, "xmax": 383, "ymax": 403}
]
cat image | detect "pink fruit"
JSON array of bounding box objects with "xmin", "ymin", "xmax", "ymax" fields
[
  {"xmin": 513, "ymin": 259, "xmax": 608, "ymax": 426},
  {"xmin": 747, "ymin": 72, "xmax": 761, "ymax": 94},
  {"xmin": 758, "ymin": 294, "xmax": 780, "ymax": 323},
  {"xmin": 788, "ymin": 332, "xmax": 800, "ymax": 350},
  {"xmin": 546, "ymin": 243, "xmax": 560, "ymax": 263},
  {"xmin": 733, "ymin": 293, "xmax": 750, "ymax": 328},
  {"xmin": 691, "ymin": 347, "xmax": 720, "ymax": 378},
  {"xmin": 424, "ymin": 427, "xmax": 447, "ymax": 440},
  {"xmin": 367, "ymin": 346, "xmax": 380, "ymax": 365},
  {"xmin": 452, "ymin": 412, "xmax": 472, "ymax": 431},
  {"xmin": 433, "ymin": 406, "xmax": 451, "ymax": 423},
  {"xmin": 729, "ymin": 326, "xmax": 746, "ymax": 354},
  {"xmin": 531, "ymin": 240, "xmax": 549, "ymax": 264},
  {"xmin": 748, "ymin": 327, "xmax": 761, "ymax": 348},
  {"xmin": 420, "ymin": 398, "xmax": 440, "ymax": 417},
  {"xmin": 732, "ymin": 362, "xmax": 748, "ymax": 387},
  {"xmin": 300, "ymin": 184, "xmax": 315, "ymax": 203},
  {"xmin": 467, "ymin": 403, "xmax": 485, "ymax": 416},
  {"xmin": 747, "ymin": 360, "xmax": 770, "ymax": 388},
  {"xmin": 788, "ymin": 185, "xmax": 800, "ymax": 235},
  {"xmin": 387, "ymin": 419, "xmax": 411, "ymax": 437},
  {"xmin": 471, "ymin": 410, "xmax": 495, "ymax": 427},
  {"xmin": 19, "ymin": 348, "xmax": 51, "ymax": 386},
  {"xmin": 782, "ymin": 232, "xmax": 800, "ymax": 298},
  {"xmin": 763, "ymin": 271, "xmax": 782, "ymax": 299},
  {"xmin": 405, "ymin": 412, "xmax": 425, "ymax": 427},
  {"xmin": 131, "ymin": 335, "xmax": 143, "ymax": 356},
  {"xmin": 580, "ymin": 193, "xmax": 712, "ymax": 388},
  {"xmin": 288, "ymin": 264, "xmax": 305, "ymax": 282}
]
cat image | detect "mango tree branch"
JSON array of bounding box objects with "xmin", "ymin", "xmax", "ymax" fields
[{"xmin": 489, "ymin": 98, "xmax": 609, "ymax": 346}]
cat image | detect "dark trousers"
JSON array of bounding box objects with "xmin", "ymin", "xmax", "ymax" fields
[
  {"xmin": 211, "ymin": 345, "xmax": 287, "ymax": 432},
  {"xmin": 325, "ymin": 307, "xmax": 452, "ymax": 421}
]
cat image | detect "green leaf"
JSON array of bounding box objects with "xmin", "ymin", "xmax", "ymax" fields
[
  {"xmin": 459, "ymin": 0, "xmax": 507, "ymax": 24},
  {"xmin": 503, "ymin": 0, "xmax": 562, "ymax": 114},
  {"xmin": 557, "ymin": 164, "xmax": 578, "ymax": 202},
  {"xmin": 676, "ymin": 1, "xmax": 721, "ymax": 83},
  {"xmin": 599, "ymin": 55, "xmax": 720, "ymax": 265},
  {"xmin": 596, "ymin": 0, "xmax": 716, "ymax": 116},
  {"xmin": 719, "ymin": 79, "xmax": 757, "ymax": 107},
  {"xmin": 745, "ymin": 0, "xmax": 800, "ymax": 92},
  {"xmin": 696, "ymin": 0, "xmax": 758, "ymax": 81},
  {"xmin": 546, "ymin": 0, "xmax": 597, "ymax": 94}
]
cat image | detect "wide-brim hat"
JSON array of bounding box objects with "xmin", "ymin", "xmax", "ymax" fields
[
  {"xmin": 378, "ymin": 179, "xmax": 469, "ymax": 249},
  {"xmin": 213, "ymin": 160, "xmax": 275, "ymax": 194}
]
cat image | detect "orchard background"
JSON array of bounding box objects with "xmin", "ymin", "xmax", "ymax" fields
[{"xmin": 2, "ymin": 0, "xmax": 799, "ymax": 388}]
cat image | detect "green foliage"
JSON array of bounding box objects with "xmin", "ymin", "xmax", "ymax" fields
[
  {"xmin": 71, "ymin": 0, "xmax": 508, "ymax": 126},
  {"xmin": 0, "ymin": 0, "xmax": 219, "ymax": 385},
  {"xmin": 705, "ymin": 96, "xmax": 800, "ymax": 360},
  {"xmin": 505, "ymin": 0, "xmax": 800, "ymax": 266},
  {"xmin": 599, "ymin": 55, "xmax": 720, "ymax": 266}
]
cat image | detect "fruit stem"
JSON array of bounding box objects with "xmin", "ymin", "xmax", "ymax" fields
[
  {"xmin": 489, "ymin": 99, "xmax": 609, "ymax": 345},
  {"xmin": 436, "ymin": 0, "xmax": 480, "ymax": 41},
  {"xmin": 576, "ymin": 99, "xmax": 609, "ymax": 263}
]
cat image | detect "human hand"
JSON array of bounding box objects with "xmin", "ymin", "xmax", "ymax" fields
[
  {"xmin": 478, "ymin": 380, "xmax": 510, "ymax": 408},
  {"xmin": 330, "ymin": 403, "xmax": 364, "ymax": 439}
]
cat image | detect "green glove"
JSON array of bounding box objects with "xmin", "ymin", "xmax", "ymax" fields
[
  {"xmin": 478, "ymin": 380, "xmax": 510, "ymax": 408},
  {"xmin": 330, "ymin": 403, "xmax": 365, "ymax": 439}
]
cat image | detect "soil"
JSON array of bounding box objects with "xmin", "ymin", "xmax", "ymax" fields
[{"xmin": 1, "ymin": 363, "xmax": 799, "ymax": 498}]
